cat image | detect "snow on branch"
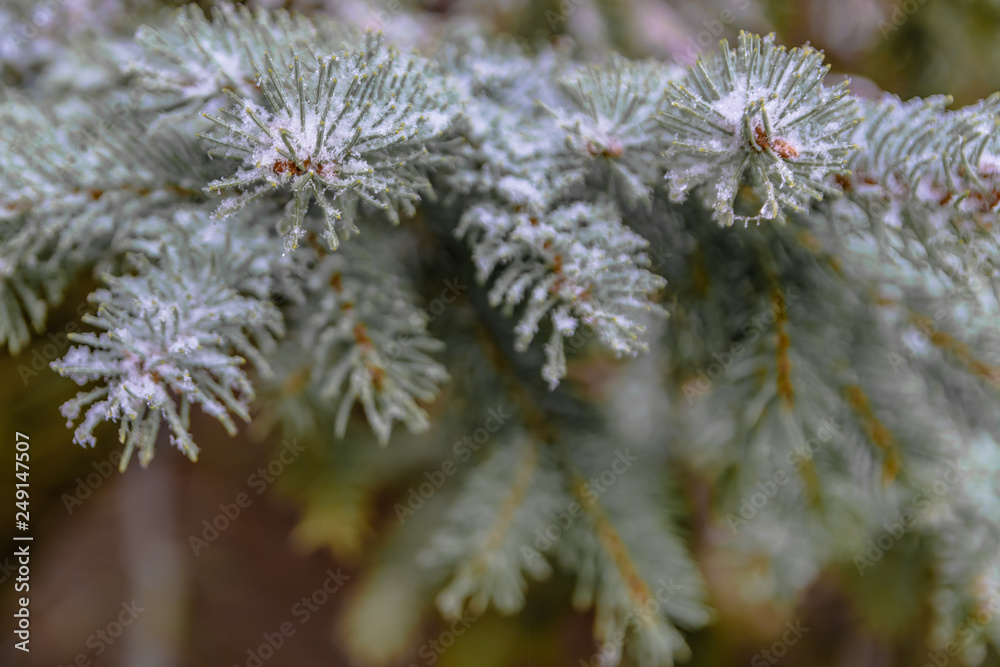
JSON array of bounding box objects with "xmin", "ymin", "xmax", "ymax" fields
[
  {"xmin": 456, "ymin": 199, "xmax": 666, "ymax": 388},
  {"xmin": 839, "ymin": 93, "xmax": 1000, "ymax": 291},
  {"xmin": 51, "ymin": 217, "xmax": 283, "ymax": 469},
  {"xmin": 296, "ymin": 240, "xmax": 449, "ymax": 445},
  {"xmin": 200, "ymin": 32, "xmax": 460, "ymax": 252},
  {"xmin": 128, "ymin": 1, "xmax": 355, "ymax": 115},
  {"xmin": 660, "ymin": 32, "xmax": 859, "ymax": 226}
]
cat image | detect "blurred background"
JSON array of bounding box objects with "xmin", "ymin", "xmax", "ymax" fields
[{"xmin": 3, "ymin": 0, "xmax": 1000, "ymax": 665}]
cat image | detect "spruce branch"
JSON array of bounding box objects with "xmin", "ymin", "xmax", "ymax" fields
[
  {"xmin": 417, "ymin": 435, "xmax": 566, "ymax": 617},
  {"xmin": 456, "ymin": 199, "xmax": 665, "ymax": 388},
  {"xmin": 17, "ymin": 9, "xmax": 1000, "ymax": 664},
  {"xmin": 840, "ymin": 93, "xmax": 1000, "ymax": 293},
  {"xmin": 555, "ymin": 438, "xmax": 711, "ymax": 667},
  {"xmin": 660, "ymin": 32, "xmax": 859, "ymax": 226},
  {"xmin": 51, "ymin": 221, "xmax": 283, "ymax": 469},
  {"xmin": 296, "ymin": 239, "xmax": 449, "ymax": 445},
  {"xmin": 201, "ymin": 35, "xmax": 460, "ymax": 252},
  {"xmin": 128, "ymin": 1, "xmax": 355, "ymax": 116},
  {"xmin": 548, "ymin": 55, "xmax": 683, "ymax": 207},
  {"xmin": 0, "ymin": 98, "xmax": 211, "ymax": 354}
]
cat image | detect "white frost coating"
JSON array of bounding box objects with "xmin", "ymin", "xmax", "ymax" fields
[
  {"xmin": 660, "ymin": 32, "xmax": 859, "ymax": 225},
  {"xmin": 844, "ymin": 93, "xmax": 1000, "ymax": 291},
  {"xmin": 549, "ymin": 55, "xmax": 681, "ymax": 207},
  {"xmin": 298, "ymin": 248, "xmax": 449, "ymax": 446},
  {"xmin": 457, "ymin": 199, "xmax": 666, "ymax": 389},
  {"xmin": 202, "ymin": 36, "xmax": 460, "ymax": 253},
  {"xmin": 441, "ymin": 43, "xmax": 680, "ymax": 390},
  {"xmin": 168, "ymin": 334, "xmax": 200, "ymax": 355},
  {"xmin": 50, "ymin": 212, "xmax": 283, "ymax": 469},
  {"xmin": 126, "ymin": 2, "xmax": 353, "ymax": 117},
  {"xmin": 494, "ymin": 176, "xmax": 543, "ymax": 208}
]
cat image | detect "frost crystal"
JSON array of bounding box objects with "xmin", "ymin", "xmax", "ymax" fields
[
  {"xmin": 201, "ymin": 32, "xmax": 459, "ymax": 252},
  {"xmin": 549, "ymin": 55, "xmax": 683, "ymax": 207},
  {"xmin": 660, "ymin": 32, "xmax": 859, "ymax": 225},
  {"xmin": 51, "ymin": 227, "xmax": 282, "ymax": 469},
  {"xmin": 457, "ymin": 199, "xmax": 666, "ymax": 388},
  {"xmin": 298, "ymin": 245, "xmax": 449, "ymax": 445}
]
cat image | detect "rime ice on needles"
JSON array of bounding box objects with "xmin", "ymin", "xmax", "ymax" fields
[
  {"xmin": 456, "ymin": 199, "xmax": 666, "ymax": 389},
  {"xmin": 660, "ymin": 32, "xmax": 859, "ymax": 225},
  {"xmin": 550, "ymin": 56, "xmax": 683, "ymax": 207},
  {"xmin": 435, "ymin": 34, "xmax": 570, "ymax": 203},
  {"xmin": 841, "ymin": 94, "xmax": 1000, "ymax": 290},
  {"xmin": 50, "ymin": 237, "xmax": 282, "ymax": 470},
  {"xmin": 299, "ymin": 249, "xmax": 449, "ymax": 445},
  {"xmin": 0, "ymin": 99, "xmax": 208, "ymax": 356},
  {"xmin": 201, "ymin": 35, "xmax": 458, "ymax": 252},
  {"xmin": 0, "ymin": 102, "xmax": 99, "ymax": 355},
  {"xmin": 129, "ymin": 2, "xmax": 353, "ymax": 114},
  {"xmin": 443, "ymin": 40, "xmax": 676, "ymax": 389}
]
